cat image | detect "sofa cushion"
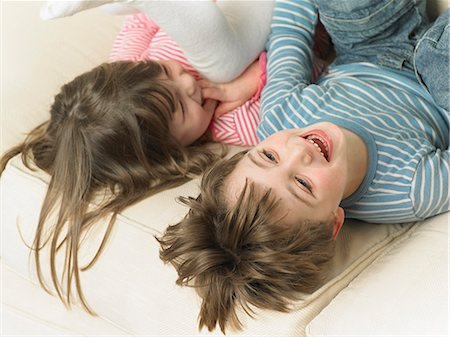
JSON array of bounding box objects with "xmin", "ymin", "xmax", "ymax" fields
[
  {"xmin": 1, "ymin": 154, "xmax": 416, "ymax": 336},
  {"xmin": 2, "ymin": 263, "xmax": 129, "ymax": 336},
  {"xmin": 306, "ymin": 212, "xmax": 449, "ymax": 336}
]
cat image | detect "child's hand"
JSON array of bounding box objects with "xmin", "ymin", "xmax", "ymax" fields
[
  {"xmin": 202, "ymin": 98, "xmax": 219, "ymax": 116},
  {"xmin": 199, "ymin": 60, "xmax": 260, "ymax": 118}
]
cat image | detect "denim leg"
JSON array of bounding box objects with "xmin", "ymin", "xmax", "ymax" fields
[
  {"xmin": 315, "ymin": 0, "xmax": 429, "ymax": 69},
  {"xmin": 414, "ymin": 9, "xmax": 450, "ymax": 112}
]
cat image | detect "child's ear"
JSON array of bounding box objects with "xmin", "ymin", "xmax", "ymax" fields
[{"xmin": 332, "ymin": 207, "xmax": 345, "ymax": 240}]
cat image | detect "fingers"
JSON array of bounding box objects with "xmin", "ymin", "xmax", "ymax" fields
[
  {"xmin": 202, "ymin": 98, "xmax": 218, "ymax": 115},
  {"xmin": 197, "ymin": 79, "xmax": 212, "ymax": 89},
  {"xmin": 214, "ymin": 104, "xmax": 228, "ymax": 118},
  {"xmin": 202, "ymin": 87, "xmax": 225, "ymax": 101},
  {"xmin": 214, "ymin": 102, "xmax": 239, "ymax": 118},
  {"xmin": 199, "ymin": 79, "xmax": 227, "ymax": 101},
  {"xmin": 199, "ymin": 79, "xmax": 244, "ymax": 117}
]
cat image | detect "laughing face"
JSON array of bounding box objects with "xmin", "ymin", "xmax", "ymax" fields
[
  {"xmin": 159, "ymin": 60, "xmax": 214, "ymax": 146},
  {"xmin": 224, "ymin": 122, "xmax": 369, "ymax": 238}
]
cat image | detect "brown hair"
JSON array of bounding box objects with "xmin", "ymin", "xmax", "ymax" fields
[
  {"xmin": 158, "ymin": 151, "xmax": 336, "ymax": 333},
  {"xmin": 0, "ymin": 60, "xmax": 223, "ymax": 313}
]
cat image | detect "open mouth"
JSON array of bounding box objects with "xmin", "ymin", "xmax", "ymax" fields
[{"xmin": 302, "ymin": 131, "xmax": 331, "ymax": 161}]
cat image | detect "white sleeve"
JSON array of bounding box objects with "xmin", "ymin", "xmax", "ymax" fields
[
  {"xmin": 40, "ymin": 0, "xmax": 274, "ymax": 83},
  {"xmin": 131, "ymin": 0, "xmax": 274, "ymax": 82}
]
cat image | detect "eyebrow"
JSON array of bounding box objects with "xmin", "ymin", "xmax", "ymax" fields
[{"xmin": 247, "ymin": 152, "xmax": 313, "ymax": 207}]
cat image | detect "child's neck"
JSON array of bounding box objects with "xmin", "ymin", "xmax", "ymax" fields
[{"xmin": 342, "ymin": 128, "xmax": 369, "ymax": 199}]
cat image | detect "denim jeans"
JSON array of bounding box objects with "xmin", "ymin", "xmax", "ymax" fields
[
  {"xmin": 414, "ymin": 9, "xmax": 449, "ymax": 111},
  {"xmin": 315, "ymin": 0, "xmax": 449, "ymax": 111}
]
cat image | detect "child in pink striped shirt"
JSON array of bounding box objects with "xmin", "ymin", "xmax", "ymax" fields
[
  {"xmin": 109, "ymin": 13, "xmax": 267, "ymax": 146},
  {"xmin": 41, "ymin": 0, "xmax": 331, "ymax": 146},
  {"xmin": 109, "ymin": 13, "xmax": 330, "ymax": 146}
]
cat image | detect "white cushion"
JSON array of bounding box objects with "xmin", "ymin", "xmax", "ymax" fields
[
  {"xmin": 1, "ymin": 155, "xmax": 417, "ymax": 336},
  {"xmin": 2, "ymin": 263, "xmax": 128, "ymax": 336},
  {"xmin": 306, "ymin": 212, "xmax": 449, "ymax": 336}
]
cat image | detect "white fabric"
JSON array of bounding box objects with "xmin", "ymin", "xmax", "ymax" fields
[
  {"xmin": 40, "ymin": 0, "xmax": 274, "ymax": 83},
  {"xmin": 2, "ymin": 264, "xmax": 128, "ymax": 336},
  {"xmin": 306, "ymin": 212, "xmax": 449, "ymax": 336}
]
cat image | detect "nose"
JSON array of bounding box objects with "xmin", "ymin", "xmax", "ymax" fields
[
  {"xmin": 285, "ymin": 140, "xmax": 313, "ymax": 167},
  {"xmin": 169, "ymin": 62, "xmax": 196, "ymax": 96},
  {"xmin": 179, "ymin": 73, "xmax": 197, "ymax": 96},
  {"xmin": 162, "ymin": 61, "xmax": 199, "ymax": 99}
]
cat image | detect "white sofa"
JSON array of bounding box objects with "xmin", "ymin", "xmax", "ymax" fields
[{"xmin": 1, "ymin": 2, "xmax": 449, "ymax": 336}]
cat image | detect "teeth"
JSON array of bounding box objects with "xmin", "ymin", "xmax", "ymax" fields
[
  {"xmin": 307, "ymin": 139, "xmax": 324, "ymax": 155},
  {"xmin": 306, "ymin": 135, "xmax": 329, "ymax": 158}
]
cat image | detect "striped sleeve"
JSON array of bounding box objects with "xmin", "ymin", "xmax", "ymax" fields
[
  {"xmin": 209, "ymin": 100, "xmax": 260, "ymax": 146},
  {"xmin": 261, "ymin": 0, "xmax": 318, "ymax": 114},
  {"xmin": 109, "ymin": 14, "xmax": 159, "ymax": 62},
  {"xmin": 411, "ymin": 149, "xmax": 450, "ymax": 219},
  {"xmin": 210, "ymin": 53, "xmax": 266, "ymax": 146}
]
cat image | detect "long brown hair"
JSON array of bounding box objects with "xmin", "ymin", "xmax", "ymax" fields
[
  {"xmin": 0, "ymin": 60, "xmax": 223, "ymax": 313},
  {"xmin": 158, "ymin": 151, "xmax": 336, "ymax": 333}
]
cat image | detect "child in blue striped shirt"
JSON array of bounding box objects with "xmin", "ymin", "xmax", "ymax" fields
[{"xmin": 158, "ymin": 0, "xmax": 449, "ymax": 332}]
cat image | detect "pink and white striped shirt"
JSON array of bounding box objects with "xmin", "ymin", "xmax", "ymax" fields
[{"xmin": 110, "ymin": 13, "xmax": 326, "ymax": 146}]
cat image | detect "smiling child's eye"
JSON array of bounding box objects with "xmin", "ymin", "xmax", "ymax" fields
[
  {"xmin": 179, "ymin": 98, "xmax": 186, "ymax": 117},
  {"xmin": 296, "ymin": 177, "xmax": 312, "ymax": 192},
  {"xmin": 162, "ymin": 65, "xmax": 170, "ymax": 78},
  {"xmin": 262, "ymin": 150, "xmax": 276, "ymax": 162}
]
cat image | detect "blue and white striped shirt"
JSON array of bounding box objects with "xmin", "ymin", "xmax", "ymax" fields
[{"xmin": 259, "ymin": 0, "xmax": 449, "ymax": 223}]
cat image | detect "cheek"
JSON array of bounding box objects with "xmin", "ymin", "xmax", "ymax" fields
[
  {"xmin": 196, "ymin": 107, "xmax": 212, "ymax": 130},
  {"xmin": 316, "ymin": 167, "xmax": 346, "ymax": 196},
  {"xmin": 186, "ymin": 108, "xmax": 210, "ymax": 140}
]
